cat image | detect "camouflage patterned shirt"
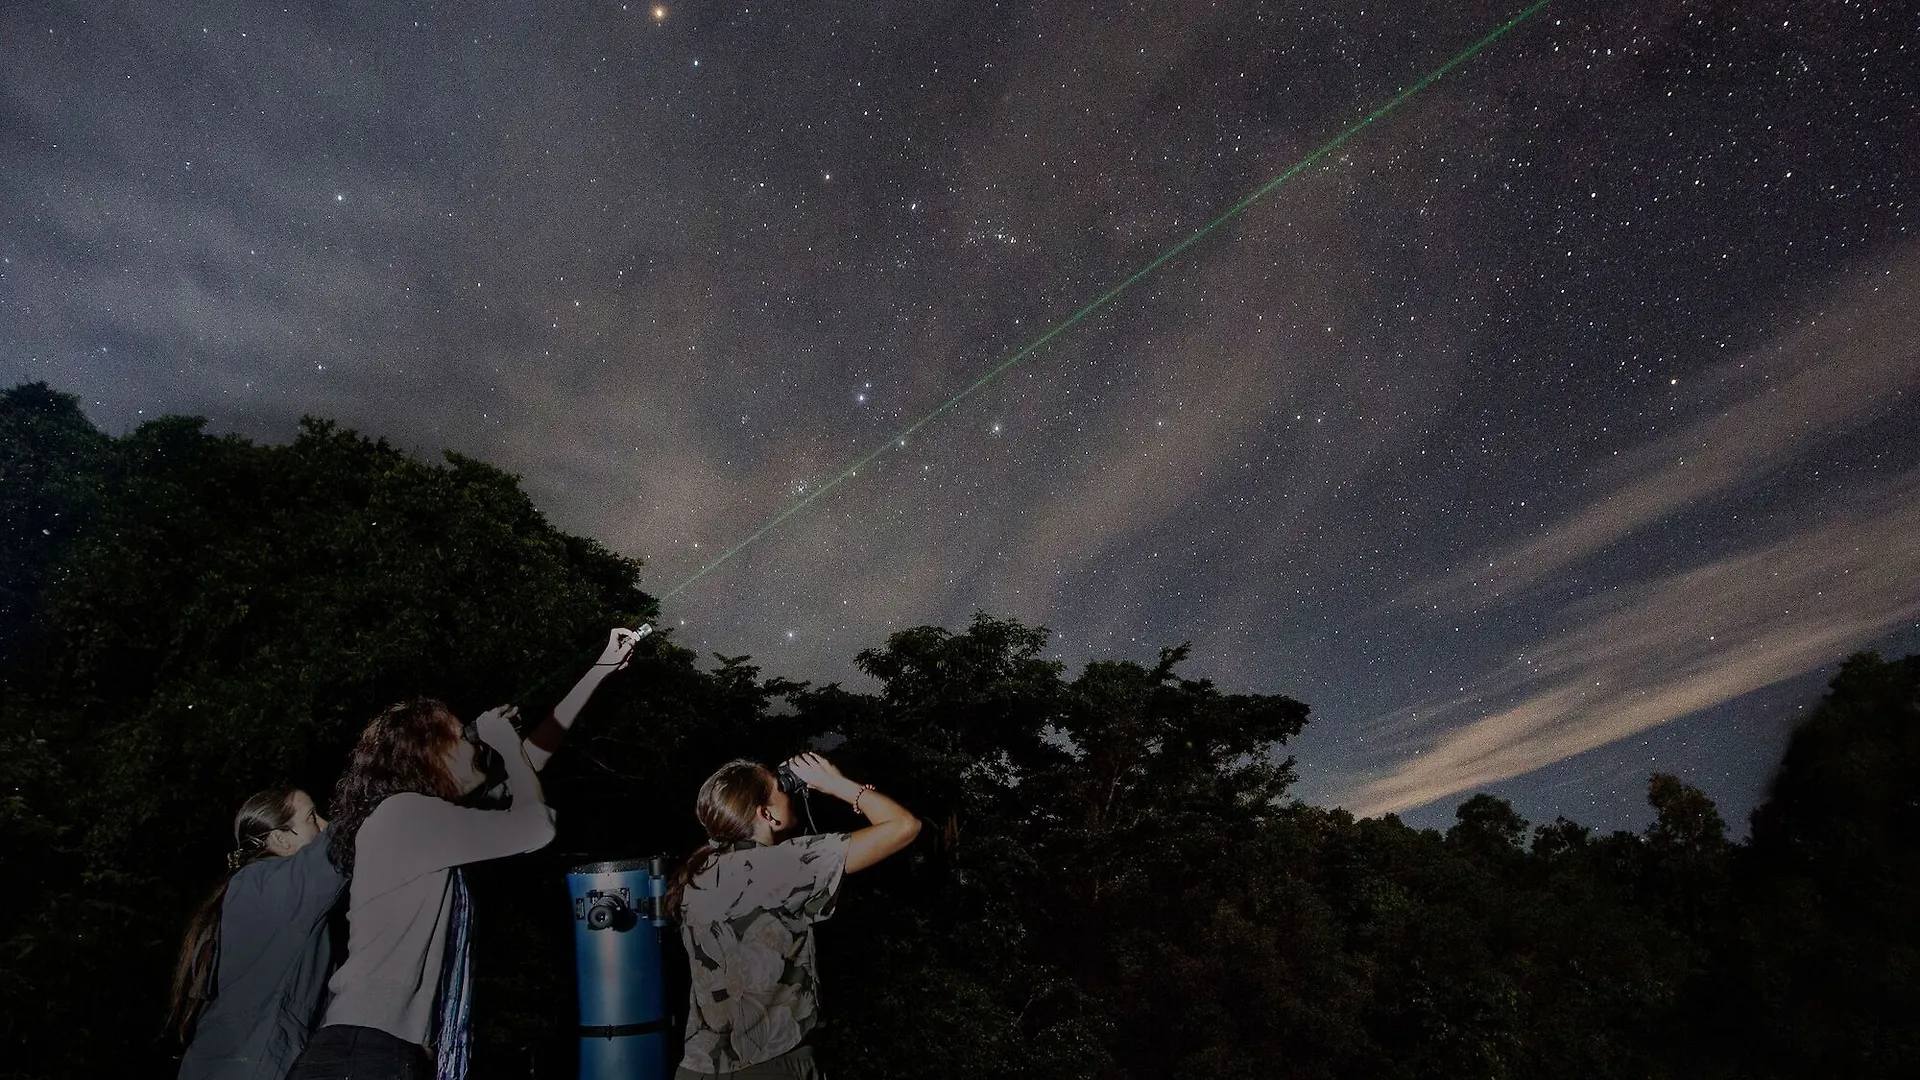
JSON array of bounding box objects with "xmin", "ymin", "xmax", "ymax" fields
[{"xmin": 676, "ymin": 832, "xmax": 850, "ymax": 1073}]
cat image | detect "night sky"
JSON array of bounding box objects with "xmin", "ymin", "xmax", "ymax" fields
[{"xmin": 5, "ymin": 0, "xmax": 1917, "ymax": 833}]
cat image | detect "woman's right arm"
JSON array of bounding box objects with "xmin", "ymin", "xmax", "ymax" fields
[
  {"xmin": 223, "ymin": 834, "xmax": 345, "ymax": 935},
  {"xmin": 476, "ymin": 706, "xmax": 549, "ymax": 819},
  {"xmin": 784, "ymin": 753, "xmax": 921, "ymax": 873},
  {"xmin": 440, "ymin": 706, "xmax": 556, "ymax": 862},
  {"xmin": 283, "ymin": 827, "xmax": 346, "ymax": 918}
]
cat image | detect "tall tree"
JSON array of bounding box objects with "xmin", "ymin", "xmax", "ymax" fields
[
  {"xmin": 0, "ymin": 404, "xmax": 653, "ymax": 1076},
  {"xmin": 0, "ymin": 383, "xmax": 111, "ymax": 671},
  {"xmin": 1706, "ymin": 653, "xmax": 1920, "ymax": 1079}
]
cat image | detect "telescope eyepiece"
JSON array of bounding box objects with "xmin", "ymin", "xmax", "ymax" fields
[{"xmin": 583, "ymin": 890, "xmax": 636, "ymax": 932}]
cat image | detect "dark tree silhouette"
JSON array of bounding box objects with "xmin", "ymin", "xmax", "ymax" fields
[{"xmin": 4, "ymin": 384, "xmax": 1915, "ymax": 1080}]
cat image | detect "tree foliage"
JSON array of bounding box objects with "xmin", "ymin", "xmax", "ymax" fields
[{"xmin": 3, "ymin": 384, "xmax": 1915, "ymax": 1078}]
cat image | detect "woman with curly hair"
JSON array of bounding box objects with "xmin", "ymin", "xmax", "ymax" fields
[
  {"xmin": 287, "ymin": 628, "xmax": 639, "ymax": 1080},
  {"xmin": 171, "ymin": 787, "xmax": 339, "ymax": 1080}
]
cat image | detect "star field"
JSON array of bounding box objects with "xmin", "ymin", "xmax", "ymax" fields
[{"xmin": 3, "ymin": 0, "xmax": 1917, "ymax": 832}]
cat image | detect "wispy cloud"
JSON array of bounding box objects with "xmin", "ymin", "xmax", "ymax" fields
[
  {"xmin": 1419, "ymin": 250, "xmax": 1920, "ymax": 604},
  {"xmin": 1341, "ymin": 249, "xmax": 1920, "ymax": 816},
  {"xmin": 1346, "ymin": 468, "xmax": 1920, "ymax": 816}
]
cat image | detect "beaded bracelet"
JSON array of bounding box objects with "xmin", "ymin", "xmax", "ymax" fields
[{"xmin": 852, "ymin": 783, "xmax": 877, "ymax": 817}]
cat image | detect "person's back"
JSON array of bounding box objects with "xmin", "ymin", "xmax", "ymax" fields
[
  {"xmin": 677, "ymin": 831, "xmax": 850, "ymax": 1071},
  {"xmin": 318, "ymin": 791, "xmax": 558, "ymax": 1044},
  {"xmin": 668, "ymin": 754, "xmax": 920, "ymax": 1080},
  {"xmin": 174, "ymin": 789, "xmax": 341, "ymax": 1080}
]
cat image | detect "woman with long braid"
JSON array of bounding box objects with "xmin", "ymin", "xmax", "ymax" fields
[{"xmin": 171, "ymin": 787, "xmax": 340, "ymax": 1080}]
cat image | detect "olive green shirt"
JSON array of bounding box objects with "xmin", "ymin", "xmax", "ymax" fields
[{"xmin": 676, "ymin": 832, "xmax": 849, "ymax": 1073}]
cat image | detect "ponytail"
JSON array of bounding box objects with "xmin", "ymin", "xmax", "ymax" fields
[
  {"xmin": 664, "ymin": 760, "xmax": 773, "ymax": 920},
  {"xmin": 166, "ymin": 789, "xmax": 297, "ymax": 1043},
  {"xmin": 665, "ymin": 842, "xmax": 721, "ymax": 922}
]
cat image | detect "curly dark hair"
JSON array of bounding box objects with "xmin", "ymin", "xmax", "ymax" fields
[{"xmin": 328, "ymin": 699, "xmax": 463, "ymax": 875}]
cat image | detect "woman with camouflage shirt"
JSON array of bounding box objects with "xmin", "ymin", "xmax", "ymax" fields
[{"xmin": 666, "ymin": 753, "xmax": 921, "ymax": 1078}]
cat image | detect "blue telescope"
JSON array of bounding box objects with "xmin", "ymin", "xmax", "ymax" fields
[{"xmin": 568, "ymin": 857, "xmax": 673, "ymax": 1080}]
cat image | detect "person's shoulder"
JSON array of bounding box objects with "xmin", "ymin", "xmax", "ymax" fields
[
  {"xmin": 358, "ymin": 791, "xmax": 453, "ymax": 838},
  {"xmin": 775, "ymin": 831, "xmax": 847, "ymax": 846},
  {"xmin": 289, "ymin": 828, "xmax": 345, "ymax": 876},
  {"xmin": 368, "ymin": 790, "xmax": 445, "ymax": 818},
  {"xmin": 782, "ymin": 831, "xmax": 850, "ymax": 854},
  {"xmin": 227, "ymin": 853, "xmax": 279, "ymax": 894},
  {"xmin": 764, "ymin": 831, "xmax": 850, "ymax": 870}
]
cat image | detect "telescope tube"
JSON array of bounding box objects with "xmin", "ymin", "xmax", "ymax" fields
[{"xmin": 567, "ymin": 857, "xmax": 672, "ymax": 1080}]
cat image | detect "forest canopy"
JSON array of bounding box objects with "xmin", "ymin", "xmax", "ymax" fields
[{"xmin": 3, "ymin": 382, "xmax": 1915, "ymax": 1079}]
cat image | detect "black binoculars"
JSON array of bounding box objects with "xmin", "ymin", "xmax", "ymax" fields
[
  {"xmin": 461, "ymin": 722, "xmax": 507, "ymax": 786},
  {"xmin": 775, "ymin": 763, "xmax": 808, "ymax": 795}
]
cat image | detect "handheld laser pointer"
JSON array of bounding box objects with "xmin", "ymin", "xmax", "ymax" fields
[{"xmin": 469, "ymin": 624, "xmax": 657, "ymax": 800}]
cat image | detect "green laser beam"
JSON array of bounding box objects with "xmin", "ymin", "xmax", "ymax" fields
[
  {"xmin": 505, "ymin": 2, "xmax": 1551, "ymax": 704},
  {"xmin": 660, "ymin": 0, "xmax": 1550, "ymax": 602}
]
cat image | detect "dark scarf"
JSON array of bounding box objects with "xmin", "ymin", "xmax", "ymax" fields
[{"xmin": 434, "ymin": 868, "xmax": 473, "ymax": 1080}]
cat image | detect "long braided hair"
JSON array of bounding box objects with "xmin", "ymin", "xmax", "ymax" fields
[
  {"xmin": 167, "ymin": 788, "xmax": 299, "ymax": 1042},
  {"xmin": 665, "ymin": 760, "xmax": 776, "ymax": 920},
  {"xmin": 327, "ymin": 699, "xmax": 464, "ymax": 876}
]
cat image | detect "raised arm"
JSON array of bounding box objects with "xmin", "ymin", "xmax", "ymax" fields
[
  {"xmin": 373, "ymin": 706, "xmax": 558, "ymax": 880},
  {"xmin": 784, "ymin": 752, "xmax": 921, "ymax": 873},
  {"xmin": 524, "ymin": 626, "xmax": 648, "ymax": 771},
  {"xmin": 478, "ymin": 706, "xmax": 547, "ymax": 815}
]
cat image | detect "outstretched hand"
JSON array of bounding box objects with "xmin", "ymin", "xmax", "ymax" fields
[{"xmin": 596, "ymin": 625, "xmax": 651, "ymax": 671}]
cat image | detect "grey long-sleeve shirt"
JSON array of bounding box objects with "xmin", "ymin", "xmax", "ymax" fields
[
  {"xmin": 318, "ymin": 791, "xmax": 556, "ymax": 1046},
  {"xmin": 178, "ymin": 831, "xmax": 345, "ymax": 1080}
]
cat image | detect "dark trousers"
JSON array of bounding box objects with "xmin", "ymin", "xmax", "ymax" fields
[{"xmin": 285, "ymin": 1024, "xmax": 432, "ymax": 1080}]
